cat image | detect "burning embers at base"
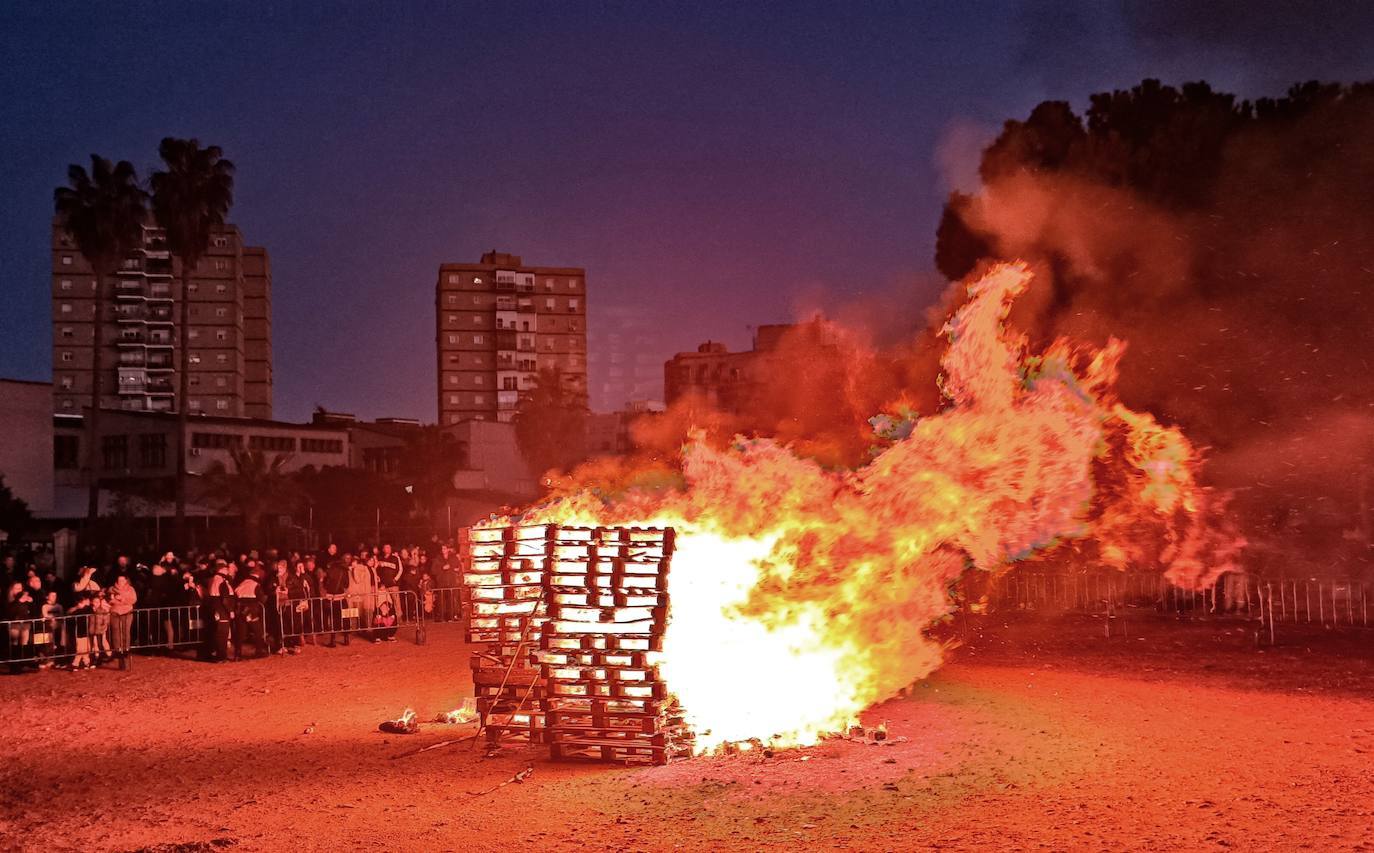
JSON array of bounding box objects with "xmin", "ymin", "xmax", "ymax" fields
[{"xmin": 469, "ymin": 263, "xmax": 1242, "ymax": 762}]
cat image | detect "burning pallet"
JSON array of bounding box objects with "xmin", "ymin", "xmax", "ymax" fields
[
  {"xmin": 461, "ymin": 525, "xmax": 552, "ymax": 745},
  {"xmin": 460, "ymin": 524, "xmax": 693, "ymax": 764}
]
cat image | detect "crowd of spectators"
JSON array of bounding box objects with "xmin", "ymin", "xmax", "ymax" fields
[{"xmin": 1, "ymin": 538, "xmax": 468, "ymax": 672}]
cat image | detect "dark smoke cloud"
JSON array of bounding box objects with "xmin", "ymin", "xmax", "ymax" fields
[
  {"xmin": 946, "ymin": 81, "xmax": 1374, "ymax": 577},
  {"xmin": 1120, "ymin": 1, "xmax": 1374, "ymax": 91}
]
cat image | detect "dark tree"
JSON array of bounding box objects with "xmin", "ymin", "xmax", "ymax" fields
[
  {"xmin": 0, "ymin": 475, "xmax": 34, "ymax": 540},
  {"xmin": 54, "ymin": 155, "xmax": 149, "ymax": 524},
  {"xmin": 396, "ymin": 426, "xmax": 467, "ymax": 524},
  {"xmin": 151, "ymin": 139, "xmax": 235, "ymax": 548},
  {"xmin": 514, "ymin": 368, "xmax": 588, "ymax": 478},
  {"xmin": 202, "ymin": 446, "xmax": 299, "ymax": 547}
]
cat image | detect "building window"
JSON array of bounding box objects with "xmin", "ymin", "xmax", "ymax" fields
[
  {"xmin": 472, "ymin": 296, "xmax": 481, "ymax": 305},
  {"xmin": 60, "ymin": 279, "xmax": 72, "ymax": 291},
  {"xmin": 545, "ymin": 298, "xmax": 555, "ymax": 310},
  {"xmin": 61, "ymin": 351, "xmax": 73, "ymax": 363},
  {"xmin": 188, "ymin": 283, "xmax": 198, "ymax": 293},
  {"xmin": 473, "ymin": 394, "xmax": 486, "ymax": 405},
  {"xmin": 192, "ymin": 432, "xmax": 242, "ymax": 449},
  {"xmin": 215, "ymin": 307, "xmax": 227, "ymax": 318},
  {"xmin": 101, "ymin": 434, "xmax": 128, "ymax": 470},
  {"xmin": 473, "ymin": 277, "xmax": 483, "ymax": 285},
  {"xmin": 59, "ymin": 376, "xmax": 73, "ymax": 389},
  {"xmin": 471, "ymin": 316, "xmax": 482, "ymax": 325},
  {"xmin": 61, "ymin": 399, "xmax": 73, "ymax": 410},
  {"xmin": 473, "ymin": 334, "xmax": 484, "ymax": 345},
  {"xmin": 60, "ymin": 303, "xmax": 72, "ymax": 314},
  {"xmin": 545, "ymin": 278, "xmax": 554, "ymax": 291},
  {"xmin": 447, "ymin": 294, "xmax": 458, "ymax": 305},
  {"xmin": 569, "ymin": 299, "xmax": 579, "ymax": 313},
  {"xmin": 54, "ymin": 434, "xmax": 79, "ymax": 469},
  {"xmin": 214, "ymin": 259, "xmax": 229, "ymax": 271},
  {"xmin": 447, "ymin": 334, "xmax": 458, "ymax": 344},
  {"xmin": 215, "ymin": 399, "xmax": 229, "ymax": 411},
  {"xmin": 62, "ymin": 255, "xmax": 72, "ymax": 266},
  {"xmin": 249, "ymin": 435, "xmax": 296, "ymax": 452},
  {"xmin": 189, "ymin": 354, "xmax": 201, "ymax": 364},
  {"xmin": 503, "ymin": 377, "xmax": 516, "ymax": 390},
  {"xmin": 215, "ymin": 330, "xmax": 228, "ymax": 341},
  {"xmin": 216, "ymin": 354, "xmax": 228, "ymax": 364},
  {"xmin": 448, "ymin": 273, "xmax": 459, "ymax": 284},
  {"xmin": 570, "ymin": 279, "xmax": 580, "ymax": 290},
  {"xmin": 60, "ymin": 327, "xmax": 73, "ymax": 339},
  {"xmin": 448, "ymin": 394, "xmax": 459, "ymax": 404},
  {"xmin": 138, "ymin": 433, "xmax": 167, "ymax": 468},
  {"xmin": 447, "ymin": 314, "xmax": 457, "ymax": 324},
  {"xmin": 450, "ymin": 413, "xmax": 461, "ymax": 424},
  {"xmin": 473, "ymin": 375, "xmax": 484, "ymax": 385},
  {"xmin": 301, "ymin": 438, "xmax": 344, "ymax": 454},
  {"xmin": 215, "ymin": 376, "xmax": 227, "ymax": 387},
  {"xmin": 213, "ymin": 236, "xmax": 228, "ymax": 248},
  {"xmin": 189, "ymin": 376, "xmax": 200, "ymax": 387},
  {"xmin": 188, "ymin": 329, "xmax": 199, "ymax": 340},
  {"xmin": 447, "ymin": 375, "xmax": 458, "ymax": 385}
]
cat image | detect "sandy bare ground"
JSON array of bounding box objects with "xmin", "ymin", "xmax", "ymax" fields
[{"xmin": 1, "ymin": 618, "xmax": 1373, "ymax": 852}]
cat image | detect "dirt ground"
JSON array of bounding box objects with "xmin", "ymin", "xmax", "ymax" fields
[{"xmin": 2, "ymin": 616, "xmax": 1373, "ymax": 852}]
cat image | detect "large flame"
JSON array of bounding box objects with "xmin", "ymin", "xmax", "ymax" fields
[{"xmin": 511, "ymin": 263, "xmax": 1241, "ymax": 752}]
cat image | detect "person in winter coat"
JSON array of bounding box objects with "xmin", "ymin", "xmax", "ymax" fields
[
  {"xmin": 205, "ymin": 562, "xmax": 237, "ymax": 662},
  {"xmin": 233, "ymin": 567, "xmax": 267, "ymax": 659},
  {"xmin": 107, "ymin": 574, "xmax": 137, "ymax": 658},
  {"xmin": 371, "ymin": 599, "xmax": 398, "ymax": 642},
  {"xmin": 347, "ymin": 556, "xmax": 379, "ymax": 640},
  {"xmin": 5, "ymin": 582, "xmax": 35, "ymax": 671},
  {"xmin": 323, "ymin": 555, "xmax": 351, "ymax": 648},
  {"xmin": 145, "ymin": 560, "xmax": 182, "ymax": 652}
]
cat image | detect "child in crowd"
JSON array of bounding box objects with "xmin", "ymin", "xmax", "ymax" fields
[
  {"xmin": 372, "ymin": 600, "xmax": 398, "ymax": 642},
  {"xmin": 90, "ymin": 590, "xmax": 112, "ymax": 663},
  {"xmin": 37, "ymin": 591, "xmax": 63, "ymax": 670}
]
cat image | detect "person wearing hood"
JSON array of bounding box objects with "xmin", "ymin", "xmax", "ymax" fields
[{"xmin": 107, "ymin": 574, "xmax": 137, "ymax": 658}]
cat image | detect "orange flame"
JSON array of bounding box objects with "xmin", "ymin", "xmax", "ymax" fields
[{"xmin": 510, "ymin": 262, "xmax": 1241, "ymax": 751}]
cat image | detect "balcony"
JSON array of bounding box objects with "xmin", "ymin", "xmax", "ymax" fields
[
  {"xmin": 117, "ymin": 332, "xmax": 147, "ymax": 346},
  {"xmin": 146, "ymin": 355, "xmax": 173, "ymax": 371}
]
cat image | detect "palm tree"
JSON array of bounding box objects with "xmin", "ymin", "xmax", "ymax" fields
[
  {"xmin": 202, "ymin": 445, "xmax": 298, "ymax": 547},
  {"xmin": 54, "ymin": 156, "xmax": 149, "ymax": 525},
  {"xmin": 150, "ymin": 138, "xmax": 234, "ymax": 547}
]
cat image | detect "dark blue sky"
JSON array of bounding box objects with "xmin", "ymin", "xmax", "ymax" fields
[{"xmin": 3, "ymin": 1, "xmax": 1368, "ymax": 421}]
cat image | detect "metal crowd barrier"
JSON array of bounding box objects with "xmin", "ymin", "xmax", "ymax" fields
[
  {"xmin": 982, "ymin": 571, "xmax": 1372, "ymax": 642},
  {"xmin": 425, "ymin": 586, "xmax": 467, "ymax": 624},
  {"xmin": 276, "ymin": 589, "xmax": 423, "ymax": 645}
]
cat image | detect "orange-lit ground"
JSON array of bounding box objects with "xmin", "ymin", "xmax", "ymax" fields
[{"xmin": 2, "ymin": 620, "xmax": 1372, "ymax": 852}]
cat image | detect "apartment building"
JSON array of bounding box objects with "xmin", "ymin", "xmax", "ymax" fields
[
  {"xmin": 435, "ymin": 251, "xmax": 587, "ymax": 425},
  {"xmin": 51, "ymin": 221, "xmax": 272, "ymax": 419}
]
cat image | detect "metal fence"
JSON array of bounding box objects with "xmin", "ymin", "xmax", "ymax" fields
[
  {"xmin": 275, "ymin": 590, "xmax": 423, "ymax": 645},
  {"xmin": 1, "ymin": 602, "xmax": 249, "ymax": 667},
  {"xmin": 983, "ymin": 571, "xmax": 1372, "ymax": 634}
]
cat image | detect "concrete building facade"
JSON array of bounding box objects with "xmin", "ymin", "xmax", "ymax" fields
[
  {"xmin": 435, "ymin": 251, "xmax": 586, "ymax": 425},
  {"xmin": 0, "ymin": 379, "xmax": 55, "ymax": 516},
  {"xmin": 51, "ymin": 221, "xmax": 272, "ymax": 419}
]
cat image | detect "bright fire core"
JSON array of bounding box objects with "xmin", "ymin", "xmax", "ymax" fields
[{"xmin": 513, "ymin": 263, "xmax": 1242, "ymax": 753}]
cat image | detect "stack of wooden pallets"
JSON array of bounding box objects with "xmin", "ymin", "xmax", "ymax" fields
[
  {"xmin": 538, "ymin": 526, "xmax": 694, "ymax": 765},
  {"xmin": 460, "ymin": 525, "xmax": 552, "ymax": 745}
]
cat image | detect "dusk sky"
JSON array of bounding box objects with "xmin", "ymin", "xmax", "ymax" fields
[{"xmin": 3, "ymin": 1, "xmax": 1369, "ymax": 422}]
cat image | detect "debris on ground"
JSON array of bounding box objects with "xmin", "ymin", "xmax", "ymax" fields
[
  {"xmin": 378, "ymin": 709, "xmax": 419, "ymax": 734},
  {"xmin": 468, "ymin": 766, "xmax": 533, "ymax": 796}
]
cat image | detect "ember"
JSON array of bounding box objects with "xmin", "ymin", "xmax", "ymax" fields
[{"xmin": 476, "ymin": 263, "xmax": 1239, "ymax": 759}]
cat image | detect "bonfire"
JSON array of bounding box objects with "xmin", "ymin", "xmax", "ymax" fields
[{"xmin": 468, "ymin": 263, "xmax": 1242, "ymax": 761}]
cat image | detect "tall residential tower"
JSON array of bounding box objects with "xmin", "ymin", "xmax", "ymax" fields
[
  {"xmin": 435, "ymin": 251, "xmax": 586, "ymax": 424},
  {"xmin": 51, "ymin": 221, "xmax": 272, "ymax": 418}
]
